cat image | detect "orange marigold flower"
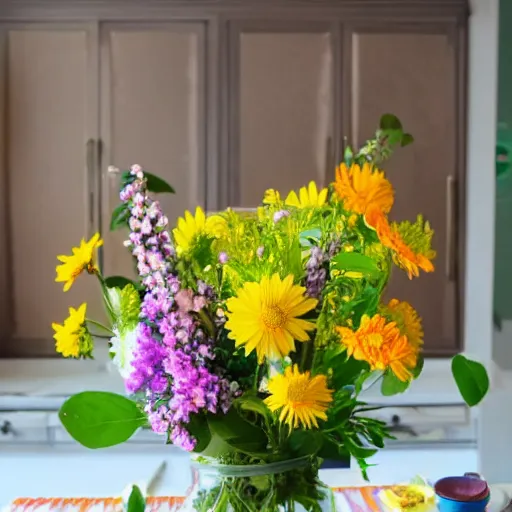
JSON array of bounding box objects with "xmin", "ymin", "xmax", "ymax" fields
[
  {"xmin": 381, "ymin": 299, "xmax": 424, "ymax": 348},
  {"xmin": 365, "ymin": 207, "xmax": 435, "ymax": 279},
  {"xmin": 337, "ymin": 314, "xmax": 418, "ymax": 382},
  {"xmin": 333, "ymin": 162, "xmax": 394, "ymax": 215}
]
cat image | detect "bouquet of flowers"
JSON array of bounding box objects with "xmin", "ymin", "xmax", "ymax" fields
[{"xmin": 53, "ymin": 115, "xmax": 489, "ymax": 512}]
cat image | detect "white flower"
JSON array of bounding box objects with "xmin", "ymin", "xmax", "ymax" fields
[{"xmin": 110, "ymin": 326, "xmax": 138, "ymax": 379}]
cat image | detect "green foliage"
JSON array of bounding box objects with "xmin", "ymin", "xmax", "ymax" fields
[
  {"xmin": 331, "ymin": 252, "xmax": 381, "ymax": 279},
  {"xmin": 104, "ymin": 276, "xmax": 138, "ymax": 290},
  {"xmin": 288, "ymin": 430, "xmax": 324, "ymax": 457},
  {"xmin": 126, "ymin": 486, "xmax": 146, "ymax": 512},
  {"xmin": 187, "ymin": 414, "xmax": 212, "ymax": 453},
  {"xmin": 59, "ymin": 392, "xmax": 146, "ymax": 449},
  {"xmin": 451, "ymin": 355, "xmax": 490, "ymax": 406},
  {"xmin": 107, "ymin": 284, "xmax": 141, "ymax": 335},
  {"xmin": 206, "ymin": 409, "xmax": 268, "ymax": 456},
  {"xmin": 110, "ymin": 203, "xmax": 130, "ymax": 231},
  {"xmin": 381, "ymin": 371, "xmax": 409, "ymax": 396},
  {"xmin": 120, "ymin": 170, "xmax": 175, "ymax": 194}
]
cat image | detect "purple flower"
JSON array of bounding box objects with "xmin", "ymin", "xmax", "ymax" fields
[
  {"xmin": 256, "ymin": 246, "xmax": 265, "ymax": 259},
  {"xmin": 218, "ymin": 252, "xmax": 228, "ymax": 264},
  {"xmin": 119, "ymin": 167, "xmax": 235, "ymax": 452},
  {"xmin": 305, "ymin": 245, "xmax": 327, "ymax": 299},
  {"xmin": 273, "ymin": 210, "xmax": 290, "ymax": 224}
]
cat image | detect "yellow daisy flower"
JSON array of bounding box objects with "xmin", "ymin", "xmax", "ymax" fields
[
  {"xmin": 225, "ymin": 274, "xmax": 318, "ymax": 363},
  {"xmin": 172, "ymin": 207, "xmax": 226, "ymax": 254},
  {"xmin": 55, "ymin": 233, "xmax": 103, "ymax": 292},
  {"xmin": 52, "ymin": 303, "xmax": 93, "ymax": 358},
  {"xmin": 284, "ymin": 181, "xmax": 328, "ymax": 208},
  {"xmin": 337, "ymin": 314, "xmax": 418, "ymax": 382},
  {"xmin": 264, "ymin": 365, "xmax": 333, "ymax": 429},
  {"xmin": 381, "ymin": 299, "xmax": 424, "ymax": 348},
  {"xmin": 333, "ymin": 162, "xmax": 394, "ymax": 214}
]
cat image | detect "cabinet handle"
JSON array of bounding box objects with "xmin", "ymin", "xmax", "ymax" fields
[
  {"xmin": 324, "ymin": 136, "xmax": 333, "ymax": 186},
  {"xmin": 86, "ymin": 138, "xmax": 96, "ymax": 236},
  {"xmin": 95, "ymin": 139, "xmax": 104, "ymax": 272},
  {"xmin": 445, "ymin": 175, "xmax": 457, "ymax": 281}
]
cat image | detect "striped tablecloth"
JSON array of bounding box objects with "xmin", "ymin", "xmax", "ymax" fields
[{"xmin": 7, "ymin": 487, "xmax": 396, "ymax": 511}]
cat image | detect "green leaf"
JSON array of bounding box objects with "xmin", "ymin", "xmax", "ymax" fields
[
  {"xmin": 331, "ymin": 252, "xmax": 381, "ymax": 279},
  {"xmin": 59, "ymin": 391, "xmax": 146, "ymax": 449},
  {"xmin": 207, "ymin": 409, "xmax": 268, "ymax": 455},
  {"xmin": 401, "ymin": 133, "xmax": 414, "ymax": 147},
  {"xmin": 187, "ymin": 414, "xmax": 212, "ymax": 453},
  {"xmin": 381, "ymin": 371, "xmax": 409, "ymax": 396},
  {"xmin": 344, "ymin": 146, "xmax": 354, "ymax": 165},
  {"xmin": 412, "ymin": 354, "xmax": 424, "ymax": 379},
  {"xmin": 328, "ymin": 355, "xmax": 369, "ymax": 390},
  {"xmin": 145, "ymin": 172, "xmax": 175, "ymax": 194},
  {"xmin": 299, "ymin": 228, "xmax": 322, "ymax": 247},
  {"xmin": 104, "ymin": 276, "xmax": 138, "ymax": 290},
  {"xmin": 343, "ymin": 434, "xmax": 378, "ymax": 460},
  {"xmin": 380, "ymin": 113, "xmax": 403, "ymax": 131},
  {"xmin": 236, "ymin": 393, "xmax": 271, "ymax": 420},
  {"xmin": 288, "ymin": 430, "xmax": 324, "ymax": 457},
  {"xmin": 382, "ymin": 129, "xmax": 403, "ymax": 147},
  {"xmin": 318, "ymin": 435, "xmax": 349, "ymax": 462},
  {"xmin": 110, "ymin": 203, "xmax": 130, "ymax": 231},
  {"xmin": 451, "ymin": 355, "xmax": 489, "ymax": 406},
  {"xmin": 126, "ymin": 485, "xmax": 146, "ymax": 512}
]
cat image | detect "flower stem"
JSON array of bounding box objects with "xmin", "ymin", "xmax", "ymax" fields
[
  {"xmin": 86, "ymin": 318, "xmax": 114, "ymax": 336},
  {"xmin": 90, "ymin": 333, "xmax": 112, "ymax": 340},
  {"xmin": 300, "ymin": 340, "xmax": 312, "ymax": 372}
]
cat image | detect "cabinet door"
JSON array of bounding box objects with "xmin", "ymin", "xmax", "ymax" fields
[
  {"xmin": 346, "ymin": 26, "xmax": 463, "ymax": 354},
  {"xmin": 229, "ymin": 23, "xmax": 335, "ymax": 207},
  {"xmin": 0, "ymin": 26, "xmax": 99, "ymax": 357},
  {"xmin": 101, "ymin": 23, "xmax": 206, "ymax": 278}
]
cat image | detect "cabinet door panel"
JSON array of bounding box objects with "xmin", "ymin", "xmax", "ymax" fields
[
  {"xmin": 102, "ymin": 24, "xmax": 205, "ymax": 278},
  {"xmin": 0, "ymin": 28, "xmax": 97, "ymax": 356},
  {"xmin": 234, "ymin": 30, "xmax": 334, "ymax": 207},
  {"xmin": 349, "ymin": 29, "xmax": 459, "ymax": 353}
]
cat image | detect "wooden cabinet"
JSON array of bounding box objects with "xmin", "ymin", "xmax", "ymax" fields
[
  {"xmin": 0, "ymin": 0, "xmax": 468, "ymax": 356},
  {"xmin": 228, "ymin": 23, "xmax": 334, "ymax": 206},
  {"xmin": 344, "ymin": 25, "xmax": 464, "ymax": 354},
  {"xmin": 101, "ymin": 23, "xmax": 206, "ymax": 278}
]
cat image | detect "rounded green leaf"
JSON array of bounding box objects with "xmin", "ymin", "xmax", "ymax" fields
[
  {"xmin": 451, "ymin": 355, "xmax": 489, "ymax": 407},
  {"xmin": 59, "ymin": 391, "xmax": 146, "ymax": 449},
  {"xmin": 381, "ymin": 371, "xmax": 409, "ymax": 396},
  {"xmin": 401, "ymin": 133, "xmax": 414, "ymax": 147},
  {"xmin": 331, "ymin": 252, "xmax": 380, "ymax": 279},
  {"xmin": 379, "ymin": 113, "xmax": 403, "ymax": 131}
]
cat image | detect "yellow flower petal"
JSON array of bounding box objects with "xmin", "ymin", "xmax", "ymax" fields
[
  {"xmin": 225, "ymin": 273, "xmax": 317, "ymax": 363},
  {"xmin": 55, "ymin": 233, "xmax": 103, "ymax": 292},
  {"xmin": 264, "ymin": 365, "xmax": 333, "ymax": 430}
]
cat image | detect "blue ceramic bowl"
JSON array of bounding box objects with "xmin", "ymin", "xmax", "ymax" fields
[{"xmin": 437, "ymin": 493, "xmax": 490, "ymax": 512}]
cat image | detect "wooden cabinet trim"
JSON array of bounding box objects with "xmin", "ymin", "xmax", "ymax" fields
[{"xmin": 0, "ymin": 0, "xmax": 469, "ymax": 23}]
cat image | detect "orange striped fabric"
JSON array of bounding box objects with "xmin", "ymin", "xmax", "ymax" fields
[{"xmin": 8, "ymin": 487, "xmax": 389, "ymax": 511}]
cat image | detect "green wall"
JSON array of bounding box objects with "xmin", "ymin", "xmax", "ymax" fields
[{"xmin": 494, "ymin": 0, "xmax": 512, "ymax": 321}]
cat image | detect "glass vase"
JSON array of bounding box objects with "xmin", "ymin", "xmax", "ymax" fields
[{"xmin": 179, "ymin": 456, "xmax": 337, "ymax": 512}]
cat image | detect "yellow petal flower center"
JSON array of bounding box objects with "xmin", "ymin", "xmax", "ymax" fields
[
  {"xmin": 261, "ymin": 305, "xmax": 286, "ymax": 330},
  {"xmin": 287, "ymin": 380, "xmax": 310, "ymax": 403},
  {"xmin": 367, "ymin": 333, "xmax": 384, "ymax": 348}
]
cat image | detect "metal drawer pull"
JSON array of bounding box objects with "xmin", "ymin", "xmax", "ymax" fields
[
  {"xmin": 389, "ymin": 414, "xmax": 418, "ymax": 437},
  {"xmin": 1, "ymin": 421, "xmax": 13, "ymax": 435}
]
